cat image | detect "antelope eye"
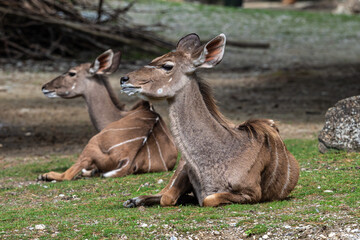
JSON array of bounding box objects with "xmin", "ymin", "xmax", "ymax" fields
[
  {"xmin": 69, "ymin": 72, "xmax": 76, "ymax": 77},
  {"xmin": 162, "ymin": 63, "xmax": 173, "ymax": 71}
]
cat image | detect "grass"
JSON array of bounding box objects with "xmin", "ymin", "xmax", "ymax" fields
[{"xmin": 0, "ymin": 139, "xmax": 359, "ymax": 239}]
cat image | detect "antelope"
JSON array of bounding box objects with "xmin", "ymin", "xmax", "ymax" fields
[
  {"xmin": 122, "ymin": 33, "xmax": 300, "ymax": 207},
  {"xmin": 38, "ymin": 50, "xmax": 177, "ymax": 181},
  {"xmin": 41, "ymin": 49, "xmax": 126, "ymax": 132}
]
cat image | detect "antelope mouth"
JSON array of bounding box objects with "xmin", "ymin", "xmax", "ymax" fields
[
  {"xmin": 121, "ymin": 83, "xmax": 142, "ymax": 96},
  {"xmin": 42, "ymin": 89, "xmax": 59, "ymax": 98}
]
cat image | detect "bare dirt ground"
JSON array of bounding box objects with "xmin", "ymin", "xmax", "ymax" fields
[{"xmin": 0, "ymin": 61, "xmax": 359, "ymax": 158}]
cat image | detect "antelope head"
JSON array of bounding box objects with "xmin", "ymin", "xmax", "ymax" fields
[
  {"xmin": 42, "ymin": 49, "xmax": 121, "ymax": 98},
  {"xmin": 120, "ymin": 33, "xmax": 226, "ymax": 100}
]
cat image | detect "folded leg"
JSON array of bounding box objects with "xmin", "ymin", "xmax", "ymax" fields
[{"xmin": 123, "ymin": 158, "xmax": 193, "ymax": 207}]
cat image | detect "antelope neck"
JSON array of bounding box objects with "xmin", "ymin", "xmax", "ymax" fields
[
  {"xmin": 84, "ymin": 77, "xmax": 125, "ymax": 131},
  {"xmin": 167, "ymin": 77, "xmax": 236, "ymax": 202}
]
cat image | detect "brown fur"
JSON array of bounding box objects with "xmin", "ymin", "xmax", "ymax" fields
[
  {"xmin": 39, "ymin": 50, "xmax": 178, "ymax": 181},
  {"xmin": 122, "ymin": 34, "xmax": 300, "ymax": 207},
  {"xmin": 38, "ymin": 102, "xmax": 177, "ymax": 181}
]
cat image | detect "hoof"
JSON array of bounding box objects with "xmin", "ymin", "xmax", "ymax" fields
[
  {"xmin": 123, "ymin": 197, "xmax": 141, "ymax": 208},
  {"xmin": 37, "ymin": 174, "xmax": 47, "ymax": 181}
]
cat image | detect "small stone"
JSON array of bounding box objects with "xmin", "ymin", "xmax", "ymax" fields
[
  {"xmin": 24, "ymin": 132, "xmax": 32, "ymax": 136},
  {"xmin": 213, "ymin": 230, "xmax": 220, "ymax": 235},
  {"xmin": 51, "ymin": 180, "xmax": 57, "ymax": 183},
  {"xmin": 262, "ymin": 234, "xmax": 269, "ymax": 239},
  {"xmin": 324, "ymin": 190, "xmax": 334, "ymax": 193},
  {"xmin": 170, "ymin": 236, "xmax": 177, "ymax": 240},
  {"xmin": 329, "ymin": 232, "xmax": 336, "ymax": 238},
  {"xmin": 157, "ymin": 179, "xmax": 164, "ymax": 184},
  {"xmin": 140, "ymin": 223, "xmax": 148, "ymax": 228},
  {"xmin": 35, "ymin": 224, "xmax": 46, "ymax": 230},
  {"xmin": 138, "ymin": 206, "xmax": 146, "ymax": 212},
  {"xmin": 59, "ymin": 194, "xmax": 65, "ymax": 197}
]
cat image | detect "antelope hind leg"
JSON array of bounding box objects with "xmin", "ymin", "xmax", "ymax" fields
[
  {"xmin": 202, "ymin": 191, "xmax": 260, "ymax": 207},
  {"xmin": 38, "ymin": 161, "xmax": 86, "ymax": 181}
]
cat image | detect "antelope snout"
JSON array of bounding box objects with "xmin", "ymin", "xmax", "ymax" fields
[{"xmin": 120, "ymin": 76, "xmax": 129, "ymax": 85}]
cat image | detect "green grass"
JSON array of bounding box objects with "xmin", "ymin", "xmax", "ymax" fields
[{"xmin": 0, "ymin": 139, "xmax": 359, "ymax": 239}]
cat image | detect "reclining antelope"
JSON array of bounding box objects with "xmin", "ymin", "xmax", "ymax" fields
[
  {"xmin": 38, "ymin": 50, "xmax": 177, "ymax": 181},
  {"xmin": 122, "ymin": 33, "xmax": 300, "ymax": 207}
]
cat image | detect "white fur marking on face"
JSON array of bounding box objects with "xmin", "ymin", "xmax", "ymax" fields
[
  {"xmin": 107, "ymin": 136, "xmax": 147, "ymax": 152},
  {"xmin": 168, "ymin": 78, "xmax": 172, "ymax": 82},
  {"xmin": 42, "ymin": 89, "xmax": 59, "ymax": 98},
  {"xmin": 71, "ymin": 82, "xmax": 76, "ymax": 90},
  {"xmin": 157, "ymin": 88, "xmax": 163, "ymax": 94},
  {"xmin": 103, "ymin": 161, "xmax": 129, "ymax": 178},
  {"xmin": 144, "ymin": 65, "xmax": 156, "ymax": 69}
]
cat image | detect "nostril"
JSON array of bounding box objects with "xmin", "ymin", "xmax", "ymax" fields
[
  {"xmin": 120, "ymin": 76, "xmax": 129, "ymax": 85},
  {"xmin": 41, "ymin": 86, "xmax": 45, "ymax": 90}
]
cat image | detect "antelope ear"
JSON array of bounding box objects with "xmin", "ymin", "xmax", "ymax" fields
[
  {"xmin": 89, "ymin": 49, "xmax": 121, "ymax": 75},
  {"xmin": 192, "ymin": 33, "xmax": 226, "ymax": 69},
  {"xmin": 176, "ymin": 33, "xmax": 202, "ymax": 53}
]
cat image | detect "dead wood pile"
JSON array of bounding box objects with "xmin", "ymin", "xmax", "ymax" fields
[
  {"xmin": 0, "ymin": 0, "xmax": 173, "ymax": 59},
  {"xmin": 0, "ymin": 0, "xmax": 270, "ymax": 60}
]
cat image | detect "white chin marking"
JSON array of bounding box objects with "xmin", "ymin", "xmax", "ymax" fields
[{"xmin": 43, "ymin": 91, "xmax": 59, "ymax": 98}]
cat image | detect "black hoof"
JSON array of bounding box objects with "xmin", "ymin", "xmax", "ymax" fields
[{"xmin": 123, "ymin": 197, "xmax": 140, "ymax": 208}]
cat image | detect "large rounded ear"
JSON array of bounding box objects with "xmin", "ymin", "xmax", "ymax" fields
[
  {"xmin": 89, "ymin": 49, "xmax": 121, "ymax": 75},
  {"xmin": 192, "ymin": 33, "xmax": 226, "ymax": 69},
  {"xmin": 176, "ymin": 33, "xmax": 202, "ymax": 54}
]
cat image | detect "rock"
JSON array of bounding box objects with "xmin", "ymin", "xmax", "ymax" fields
[
  {"xmin": 334, "ymin": 0, "xmax": 360, "ymax": 15},
  {"xmin": 139, "ymin": 223, "xmax": 148, "ymax": 228},
  {"xmin": 35, "ymin": 224, "xmax": 46, "ymax": 230},
  {"xmin": 157, "ymin": 179, "xmax": 164, "ymax": 184},
  {"xmin": 318, "ymin": 95, "xmax": 360, "ymax": 153}
]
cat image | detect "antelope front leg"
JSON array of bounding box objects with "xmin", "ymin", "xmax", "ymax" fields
[{"xmin": 123, "ymin": 158, "xmax": 192, "ymax": 207}]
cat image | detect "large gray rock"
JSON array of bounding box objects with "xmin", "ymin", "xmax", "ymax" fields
[{"xmin": 318, "ymin": 95, "xmax": 360, "ymax": 153}]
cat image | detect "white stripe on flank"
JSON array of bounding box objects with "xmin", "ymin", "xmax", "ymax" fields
[
  {"xmin": 265, "ymin": 140, "xmax": 279, "ymax": 192},
  {"xmin": 169, "ymin": 178, "xmax": 176, "ymax": 189},
  {"xmin": 124, "ymin": 110, "xmax": 143, "ymax": 118},
  {"xmin": 280, "ymin": 145, "xmax": 291, "ymax": 197},
  {"xmin": 100, "ymin": 127, "xmax": 141, "ymax": 135},
  {"xmin": 103, "ymin": 161, "xmax": 129, "ymax": 178},
  {"xmin": 107, "ymin": 136, "xmax": 146, "ymax": 152},
  {"xmin": 146, "ymin": 142, "xmax": 151, "ymax": 173},
  {"xmin": 152, "ymin": 132, "xmax": 167, "ymax": 171},
  {"xmin": 140, "ymin": 117, "xmax": 158, "ymax": 121},
  {"xmin": 159, "ymin": 120, "xmax": 175, "ymax": 147}
]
